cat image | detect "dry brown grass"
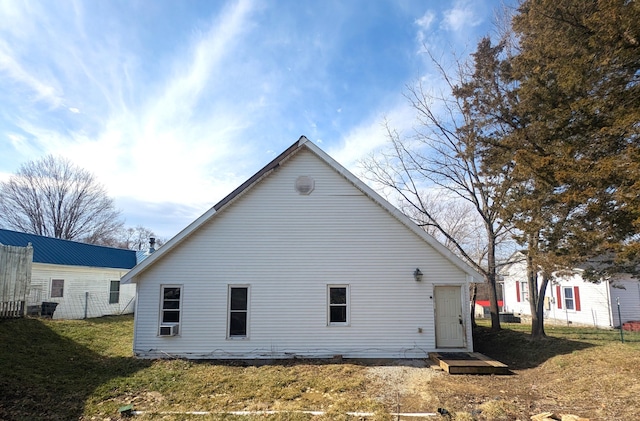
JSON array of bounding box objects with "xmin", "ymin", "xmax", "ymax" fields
[
  {"xmin": 412, "ymin": 322, "xmax": 640, "ymax": 420},
  {"xmin": 2, "ymin": 316, "xmax": 639, "ymax": 420}
]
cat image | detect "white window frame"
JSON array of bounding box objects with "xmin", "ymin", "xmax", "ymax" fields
[
  {"xmin": 159, "ymin": 284, "xmax": 183, "ymax": 335},
  {"xmin": 520, "ymin": 281, "xmax": 529, "ymax": 302},
  {"xmin": 51, "ymin": 279, "xmax": 64, "ymax": 298},
  {"xmin": 327, "ymin": 284, "xmax": 350, "ymax": 326},
  {"xmin": 563, "ymin": 287, "xmax": 575, "ymax": 311},
  {"xmin": 109, "ymin": 280, "xmax": 120, "ymax": 304},
  {"xmin": 227, "ymin": 285, "xmax": 250, "ymax": 339}
]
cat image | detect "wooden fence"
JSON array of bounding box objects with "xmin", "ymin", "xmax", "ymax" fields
[
  {"xmin": 0, "ymin": 300, "xmax": 25, "ymax": 318},
  {"xmin": 0, "ymin": 243, "xmax": 33, "ymax": 318}
]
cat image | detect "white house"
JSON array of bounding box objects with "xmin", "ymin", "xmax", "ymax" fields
[
  {"xmin": 122, "ymin": 137, "xmax": 483, "ymax": 360},
  {"xmin": 501, "ymin": 253, "xmax": 640, "ymax": 328},
  {"xmin": 0, "ymin": 229, "xmax": 138, "ymax": 319}
]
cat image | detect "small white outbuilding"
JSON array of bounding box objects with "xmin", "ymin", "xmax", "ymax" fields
[{"xmin": 122, "ymin": 137, "xmax": 482, "ymax": 359}]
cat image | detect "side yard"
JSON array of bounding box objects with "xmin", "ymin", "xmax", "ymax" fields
[{"xmin": 1, "ymin": 315, "xmax": 639, "ymax": 420}]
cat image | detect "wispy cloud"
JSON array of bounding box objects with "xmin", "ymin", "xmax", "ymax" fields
[
  {"xmin": 0, "ymin": 42, "xmax": 64, "ymax": 108},
  {"xmin": 416, "ymin": 11, "xmax": 436, "ymax": 30},
  {"xmin": 0, "ymin": 0, "xmax": 509, "ymax": 238},
  {"xmin": 2, "ymin": 0, "xmax": 260, "ymax": 209},
  {"xmin": 329, "ymin": 99, "xmax": 416, "ymax": 176},
  {"xmin": 442, "ymin": 0, "xmax": 484, "ymax": 32},
  {"xmin": 414, "ymin": 10, "xmax": 436, "ymax": 52}
]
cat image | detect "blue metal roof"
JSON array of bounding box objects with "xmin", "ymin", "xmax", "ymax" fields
[{"xmin": 0, "ymin": 229, "xmax": 137, "ymax": 269}]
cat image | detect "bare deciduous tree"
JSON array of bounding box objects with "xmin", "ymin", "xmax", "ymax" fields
[
  {"xmin": 398, "ymin": 190, "xmax": 485, "ymax": 258},
  {"xmin": 0, "ymin": 155, "xmax": 123, "ymax": 245},
  {"xmin": 362, "ymin": 52, "xmax": 515, "ymax": 330},
  {"xmin": 116, "ymin": 225, "xmax": 165, "ymax": 251}
]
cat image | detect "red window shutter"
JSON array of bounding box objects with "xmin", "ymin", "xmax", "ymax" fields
[
  {"xmin": 556, "ymin": 285, "xmax": 562, "ymax": 309},
  {"xmin": 574, "ymin": 286, "xmax": 581, "ymax": 311},
  {"xmin": 516, "ymin": 282, "xmax": 521, "ymax": 302}
]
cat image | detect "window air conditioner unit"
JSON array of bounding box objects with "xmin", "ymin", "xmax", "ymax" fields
[{"xmin": 159, "ymin": 324, "xmax": 179, "ymax": 336}]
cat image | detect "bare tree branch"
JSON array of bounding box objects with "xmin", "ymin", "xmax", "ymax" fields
[
  {"xmin": 0, "ymin": 155, "xmax": 124, "ymax": 245},
  {"xmin": 361, "ymin": 48, "xmax": 517, "ymax": 330}
]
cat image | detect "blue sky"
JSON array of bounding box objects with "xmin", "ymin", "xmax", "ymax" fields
[{"xmin": 0, "ymin": 0, "xmax": 513, "ymax": 240}]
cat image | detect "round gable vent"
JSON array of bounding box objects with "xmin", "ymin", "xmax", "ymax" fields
[{"xmin": 295, "ymin": 176, "xmax": 315, "ymax": 195}]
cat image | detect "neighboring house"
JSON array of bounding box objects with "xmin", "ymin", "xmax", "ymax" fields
[
  {"xmin": 500, "ymin": 253, "xmax": 640, "ymax": 328},
  {"xmin": 0, "ymin": 229, "xmax": 138, "ymax": 319},
  {"xmin": 122, "ymin": 137, "xmax": 483, "ymax": 360},
  {"xmin": 474, "ymin": 300, "xmax": 503, "ymax": 319}
]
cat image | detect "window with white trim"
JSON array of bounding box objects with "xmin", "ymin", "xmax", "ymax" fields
[
  {"xmin": 160, "ymin": 285, "xmax": 182, "ymax": 332},
  {"xmin": 228, "ymin": 286, "xmax": 249, "ymax": 338},
  {"xmin": 109, "ymin": 280, "xmax": 120, "ymax": 304},
  {"xmin": 328, "ymin": 285, "xmax": 349, "ymax": 326},
  {"xmin": 563, "ymin": 287, "xmax": 575, "ymax": 310},
  {"xmin": 520, "ymin": 281, "xmax": 529, "ymax": 301},
  {"xmin": 51, "ymin": 279, "xmax": 64, "ymax": 298}
]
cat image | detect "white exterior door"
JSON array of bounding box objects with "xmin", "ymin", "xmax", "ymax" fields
[{"xmin": 435, "ymin": 286, "xmax": 465, "ymax": 348}]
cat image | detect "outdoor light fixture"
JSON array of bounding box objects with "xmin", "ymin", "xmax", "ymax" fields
[{"xmin": 413, "ymin": 268, "xmax": 423, "ymax": 282}]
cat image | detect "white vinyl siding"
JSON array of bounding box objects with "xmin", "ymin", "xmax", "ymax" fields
[
  {"xmin": 501, "ymin": 256, "xmax": 640, "ymax": 328},
  {"xmin": 610, "ymin": 278, "xmax": 640, "ymax": 327},
  {"xmin": 131, "ymin": 148, "xmax": 473, "ymax": 358},
  {"xmin": 24, "ymin": 263, "xmax": 136, "ymax": 319}
]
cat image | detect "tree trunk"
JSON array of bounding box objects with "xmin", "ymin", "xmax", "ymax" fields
[
  {"xmin": 527, "ymin": 249, "xmax": 548, "ymax": 340},
  {"xmin": 531, "ymin": 275, "xmax": 550, "ymax": 339},
  {"xmin": 486, "ymin": 235, "xmax": 501, "ymax": 331},
  {"xmin": 487, "ymin": 272, "xmax": 501, "ymax": 331},
  {"xmin": 470, "ymin": 283, "xmax": 478, "ymax": 328}
]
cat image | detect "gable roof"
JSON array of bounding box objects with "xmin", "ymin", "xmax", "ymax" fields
[
  {"xmin": 0, "ymin": 228, "xmax": 137, "ymax": 269},
  {"xmin": 122, "ymin": 136, "xmax": 483, "ymax": 283}
]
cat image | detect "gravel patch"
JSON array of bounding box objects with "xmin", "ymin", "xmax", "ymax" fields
[{"xmin": 366, "ymin": 359, "xmax": 443, "ymax": 405}]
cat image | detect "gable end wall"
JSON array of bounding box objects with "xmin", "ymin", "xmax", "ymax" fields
[{"xmin": 133, "ymin": 149, "xmax": 472, "ymax": 358}]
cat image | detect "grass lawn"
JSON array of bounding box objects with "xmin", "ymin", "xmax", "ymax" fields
[{"xmin": 1, "ymin": 315, "xmax": 639, "ymax": 420}]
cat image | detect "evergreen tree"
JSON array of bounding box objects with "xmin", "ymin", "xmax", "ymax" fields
[{"xmin": 457, "ymin": 0, "xmax": 639, "ymax": 338}]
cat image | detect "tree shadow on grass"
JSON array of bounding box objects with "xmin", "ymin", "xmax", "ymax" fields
[
  {"xmin": 472, "ymin": 325, "xmax": 596, "ymax": 370},
  {"xmin": 0, "ymin": 318, "xmax": 150, "ymax": 421}
]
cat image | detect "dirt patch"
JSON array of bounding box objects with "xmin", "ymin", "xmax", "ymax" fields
[{"xmin": 364, "ymin": 343, "xmax": 640, "ymax": 421}]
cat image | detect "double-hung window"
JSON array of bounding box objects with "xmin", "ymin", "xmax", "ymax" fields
[
  {"xmin": 516, "ymin": 281, "xmax": 529, "ymax": 302},
  {"xmin": 520, "ymin": 281, "xmax": 529, "ymax": 301},
  {"xmin": 556, "ymin": 285, "xmax": 581, "ymax": 312},
  {"xmin": 109, "ymin": 281, "xmax": 120, "ymax": 304},
  {"xmin": 160, "ymin": 285, "xmax": 182, "ymax": 335},
  {"xmin": 228, "ymin": 286, "xmax": 249, "ymax": 338},
  {"xmin": 563, "ymin": 287, "xmax": 575, "ymax": 310},
  {"xmin": 328, "ymin": 285, "xmax": 349, "ymax": 326}
]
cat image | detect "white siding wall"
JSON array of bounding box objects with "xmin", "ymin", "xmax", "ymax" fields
[
  {"xmin": 547, "ymin": 273, "xmax": 612, "ymax": 328},
  {"xmin": 609, "ymin": 277, "xmax": 640, "ymax": 327},
  {"xmin": 502, "ymin": 259, "xmax": 640, "ymax": 328},
  {"xmin": 29, "ymin": 263, "xmax": 136, "ymax": 319},
  {"xmin": 502, "ymin": 261, "xmax": 531, "ymax": 316},
  {"xmin": 133, "ymin": 149, "xmax": 472, "ymax": 359}
]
